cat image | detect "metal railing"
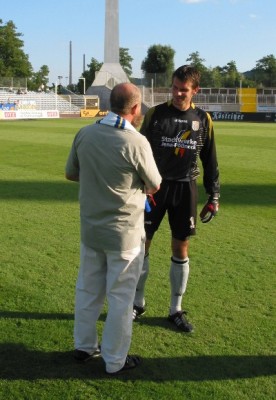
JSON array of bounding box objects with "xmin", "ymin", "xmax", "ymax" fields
[
  {"xmin": 1, "ymin": 83, "xmax": 276, "ymax": 112},
  {"xmin": 0, "ymin": 91, "xmax": 80, "ymax": 112}
]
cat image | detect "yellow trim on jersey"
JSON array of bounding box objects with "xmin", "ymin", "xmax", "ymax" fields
[
  {"xmin": 206, "ymin": 112, "xmax": 213, "ymax": 139},
  {"xmin": 175, "ymin": 130, "xmax": 191, "ymax": 155}
]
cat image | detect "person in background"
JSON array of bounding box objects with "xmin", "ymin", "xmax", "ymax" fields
[
  {"xmin": 65, "ymin": 82, "xmax": 161, "ymax": 375},
  {"xmin": 133, "ymin": 65, "xmax": 220, "ymax": 333}
]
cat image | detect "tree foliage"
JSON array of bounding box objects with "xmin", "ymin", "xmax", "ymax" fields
[
  {"xmin": 28, "ymin": 65, "xmax": 50, "ymax": 91},
  {"xmin": 0, "ymin": 19, "xmax": 50, "ymax": 90},
  {"xmin": 0, "ymin": 19, "xmax": 32, "ymax": 78},
  {"xmin": 252, "ymin": 54, "xmax": 276, "ymax": 87},
  {"xmin": 186, "ymin": 51, "xmax": 212, "ymax": 86},
  {"xmin": 140, "ymin": 45, "xmax": 275, "ymax": 89},
  {"xmin": 186, "ymin": 52, "xmax": 276, "ymax": 88},
  {"xmin": 120, "ymin": 48, "xmax": 133, "ymax": 77},
  {"xmin": 141, "ymin": 44, "xmax": 175, "ymax": 86},
  {"xmin": 220, "ymin": 61, "xmax": 241, "ymax": 87},
  {"xmin": 0, "ymin": 18, "xmax": 275, "ymax": 90},
  {"xmin": 78, "ymin": 58, "xmax": 103, "ymax": 93}
]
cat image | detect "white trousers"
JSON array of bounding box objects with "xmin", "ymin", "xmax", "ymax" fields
[{"xmin": 74, "ymin": 242, "xmax": 144, "ymax": 373}]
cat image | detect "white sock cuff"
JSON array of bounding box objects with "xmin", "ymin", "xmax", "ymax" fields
[{"xmin": 171, "ymin": 256, "xmax": 189, "ymax": 264}]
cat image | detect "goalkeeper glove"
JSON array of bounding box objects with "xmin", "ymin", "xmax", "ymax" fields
[{"xmin": 200, "ymin": 194, "xmax": 220, "ymax": 223}]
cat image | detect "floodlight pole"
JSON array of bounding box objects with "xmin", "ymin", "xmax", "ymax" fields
[
  {"xmin": 55, "ymin": 82, "xmax": 58, "ymax": 110},
  {"xmin": 239, "ymin": 78, "xmax": 243, "ymax": 106},
  {"xmin": 151, "ymin": 79, "xmax": 154, "ymax": 107}
]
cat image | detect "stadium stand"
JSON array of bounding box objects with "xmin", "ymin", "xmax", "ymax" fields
[
  {"xmin": 140, "ymin": 86, "xmax": 276, "ymax": 113},
  {"xmin": 0, "ymin": 90, "xmax": 81, "ymax": 114},
  {"xmin": 0, "ymin": 79, "xmax": 275, "ymax": 117}
]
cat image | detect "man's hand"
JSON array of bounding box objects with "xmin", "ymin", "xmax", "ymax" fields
[{"xmin": 200, "ymin": 194, "xmax": 220, "ymax": 223}]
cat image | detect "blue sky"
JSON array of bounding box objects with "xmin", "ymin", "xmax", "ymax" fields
[{"xmin": 1, "ymin": 0, "xmax": 275, "ymax": 85}]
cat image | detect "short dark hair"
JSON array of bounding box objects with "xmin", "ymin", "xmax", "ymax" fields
[
  {"xmin": 110, "ymin": 83, "xmax": 141, "ymax": 115},
  {"xmin": 172, "ymin": 65, "xmax": 201, "ymax": 89}
]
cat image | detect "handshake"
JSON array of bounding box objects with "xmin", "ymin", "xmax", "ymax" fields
[{"xmin": 200, "ymin": 193, "xmax": 220, "ymax": 223}]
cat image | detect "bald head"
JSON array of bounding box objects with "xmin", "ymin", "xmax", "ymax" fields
[{"xmin": 110, "ymin": 83, "xmax": 141, "ymax": 116}]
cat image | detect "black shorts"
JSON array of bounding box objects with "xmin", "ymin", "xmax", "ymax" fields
[{"xmin": 145, "ymin": 180, "xmax": 198, "ymax": 241}]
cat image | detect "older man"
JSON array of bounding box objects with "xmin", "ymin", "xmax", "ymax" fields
[{"xmin": 65, "ymin": 83, "xmax": 161, "ymax": 375}]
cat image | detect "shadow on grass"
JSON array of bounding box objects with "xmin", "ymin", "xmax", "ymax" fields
[
  {"xmin": 1, "ymin": 180, "xmax": 276, "ymax": 205},
  {"xmin": 0, "ymin": 311, "xmax": 178, "ymax": 331},
  {"xmin": 0, "ymin": 343, "xmax": 275, "ymax": 382},
  {"xmin": 0, "ymin": 310, "xmax": 74, "ymax": 320},
  {"xmin": 1, "ymin": 312, "xmax": 275, "ymax": 381},
  {"xmin": 0, "ymin": 180, "xmax": 78, "ymax": 202},
  {"xmin": 0, "ymin": 311, "xmax": 107, "ymax": 324}
]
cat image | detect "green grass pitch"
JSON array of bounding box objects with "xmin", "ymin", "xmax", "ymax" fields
[{"xmin": 0, "ymin": 119, "xmax": 275, "ymax": 399}]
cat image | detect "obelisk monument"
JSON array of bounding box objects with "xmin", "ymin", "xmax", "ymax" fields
[
  {"xmin": 104, "ymin": 0, "xmax": 119, "ymax": 64},
  {"xmin": 86, "ymin": 0, "xmax": 129, "ymax": 108}
]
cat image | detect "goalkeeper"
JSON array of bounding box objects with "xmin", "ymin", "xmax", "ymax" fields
[{"xmin": 133, "ymin": 65, "xmax": 220, "ymax": 332}]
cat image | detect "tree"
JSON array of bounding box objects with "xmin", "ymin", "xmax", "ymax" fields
[
  {"xmin": 186, "ymin": 51, "xmax": 212, "ymax": 87},
  {"xmin": 0, "ymin": 19, "xmax": 32, "ymax": 78},
  {"xmin": 220, "ymin": 61, "xmax": 241, "ymax": 87},
  {"xmin": 28, "ymin": 65, "xmax": 49, "ymax": 91},
  {"xmin": 141, "ymin": 44, "xmax": 175, "ymax": 86},
  {"xmin": 186, "ymin": 51, "xmax": 206, "ymax": 70},
  {"xmin": 78, "ymin": 58, "xmax": 103, "ymax": 93},
  {"xmin": 210, "ymin": 66, "xmax": 223, "ymax": 88},
  {"xmin": 120, "ymin": 48, "xmax": 133, "ymax": 77},
  {"xmin": 253, "ymin": 54, "xmax": 276, "ymax": 87}
]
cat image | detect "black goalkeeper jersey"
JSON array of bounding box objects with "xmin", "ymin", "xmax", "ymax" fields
[{"xmin": 140, "ymin": 100, "xmax": 220, "ymax": 195}]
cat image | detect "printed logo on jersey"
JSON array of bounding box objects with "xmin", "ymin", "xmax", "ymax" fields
[
  {"xmin": 161, "ymin": 129, "xmax": 197, "ymax": 157},
  {"xmin": 192, "ymin": 121, "xmax": 200, "ymax": 131},
  {"xmin": 174, "ymin": 119, "xmax": 188, "ymax": 123},
  {"xmin": 174, "ymin": 130, "xmax": 192, "ymax": 157}
]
